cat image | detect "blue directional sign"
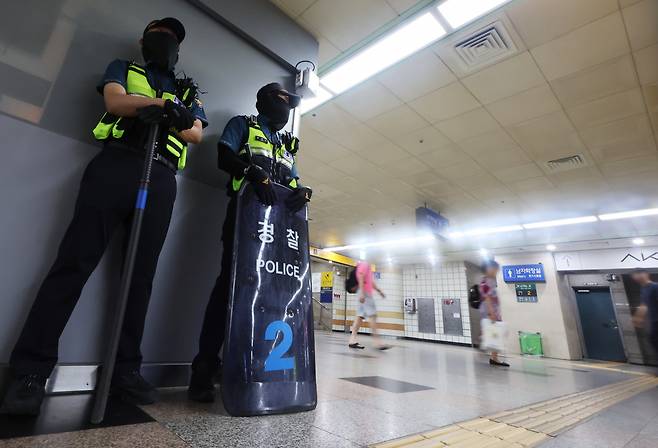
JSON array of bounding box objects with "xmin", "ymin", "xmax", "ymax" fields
[{"xmin": 502, "ymin": 264, "xmax": 545, "ymax": 283}]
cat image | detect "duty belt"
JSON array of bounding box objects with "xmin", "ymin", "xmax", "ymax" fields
[{"xmin": 153, "ymin": 152, "xmax": 177, "ymax": 173}]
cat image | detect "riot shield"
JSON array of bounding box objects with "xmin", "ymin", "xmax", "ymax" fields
[{"xmin": 221, "ymin": 182, "xmax": 317, "ymax": 416}]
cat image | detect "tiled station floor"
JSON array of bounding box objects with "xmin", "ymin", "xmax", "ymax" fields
[{"xmin": 1, "ymin": 331, "xmax": 656, "ymax": 448}]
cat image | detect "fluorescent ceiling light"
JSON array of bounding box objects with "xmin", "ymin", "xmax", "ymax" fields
[
  {"xmin": 598, "ymin": 208, "xmax": 658, "ymax": 221},
  {"xmin": 546, "ymin": 244, "xmax": 557, "ymax": 251},
  {"xmin": 633, "ymin": 238, "xmax": 645, "ymax": 246},
  {"xmin": 479, "ymin": 248, "xmax": 489, "ymax": 257},
  {"xmin": 522, "ymin": 216, "xmax": 597, "ymax": 230},
  {"xmin": 438, "ymin": 0, "xmax": 511, "ymax": 28},
  {"xmin": 298, "ymin": 85, "xmax": 333, "ymax": 115},
  {"xmin": 321, "ymin": 13, "xmax": 445, "ymax": 94},
  {"xmin": 359, "ymin": 250, "xmax": 367, "ymax": 260},
  {"xmin": 323, "ymin": 234, "xmax": 435, "ymax": 252},
  {"xmin": 449, "ymin": 224, "xmax": 523, "ymax": 238}
]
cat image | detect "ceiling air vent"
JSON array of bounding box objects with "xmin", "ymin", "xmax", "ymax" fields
[
  {"xmin": 453, "ymin": 21, "xmax": 517, "ymax": 70},
  {"xmin": 545, "ymin": 154, "xmax": 586, "ymax": 172}
]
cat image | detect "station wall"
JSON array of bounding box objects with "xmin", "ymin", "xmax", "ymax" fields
[{"xmin": 0, "ymin": 0, "xmax": 316, "ymax": 372}]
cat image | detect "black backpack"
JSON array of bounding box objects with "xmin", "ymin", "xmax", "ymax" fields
[
  {"xmin": 468, "ymin": 284, "xmax": 481, "ymax": 309},
  {"xmin": 346, "ymin": 268, "xmax": 358, "ymax": 293}
]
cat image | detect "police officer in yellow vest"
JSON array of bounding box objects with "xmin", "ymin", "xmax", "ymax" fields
[
  {"xmin": 0, "ymin": 18, "xmax": 207, "ymax": 416},
  {"xmin": 188, "ymin": 83, "xmax": 311, "ymax": 403}
]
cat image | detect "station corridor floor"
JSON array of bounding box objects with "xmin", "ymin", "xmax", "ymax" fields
[{"xmin": 1, "ymin": 331, "xmax": 657, "ymax": 448}]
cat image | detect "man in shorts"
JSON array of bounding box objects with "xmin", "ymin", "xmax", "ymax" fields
[{"xmin": 348, "ymin": 260, "xmax": 390, "ymax": 350}]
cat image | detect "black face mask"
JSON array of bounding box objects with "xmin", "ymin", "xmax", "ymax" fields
[
  {"xmin": 256, "ymin": 92, "xmax": 291, "ymax": 131},
  {"xmin": 142, "ymin": 32, "xmax": 179, "ymax": 71}
]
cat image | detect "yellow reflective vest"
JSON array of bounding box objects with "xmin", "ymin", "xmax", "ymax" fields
[
  {"xmin": 231, "ymin": 116, "xmax": 298, "ymax": 192},
  {"xmin": 92, "ymin": 62, "xmax": 189, "ymax": 170}
]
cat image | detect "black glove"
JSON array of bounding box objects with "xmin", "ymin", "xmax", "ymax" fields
[
  {"xmin": 163, "ymin": 99, "xmax": 195, "ymax": 131},
  {"xmin": 137, "ymin": 105, "xmax": 166, "ymax": 124},
  {"xmin": 285, "ymin": 186, "xmax": 312, "ymax": 212},
  {"xmin": 245, "ymin": 165, "xmax": 277, "ymax": 206}
]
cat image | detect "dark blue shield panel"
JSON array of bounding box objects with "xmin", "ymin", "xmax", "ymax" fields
[{"xmin": 221, "ymin": 183, "xmax": 316, "ymax": 416}]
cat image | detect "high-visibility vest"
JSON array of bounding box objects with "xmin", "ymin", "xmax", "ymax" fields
[
  {"xmin": 231, "ymin": 115, "xmax": 298, "ymax": 192},
  {"xmin": 92, "ymin": 62, "xmax": 189, "ymax": 170}
]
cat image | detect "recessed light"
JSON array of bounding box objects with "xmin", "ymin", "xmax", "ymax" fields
[
  {"xmin": 546, "ymin": 244, "xmax": 556, "ymax": 251},
  {"xmin": 479, "ymin": 248, "xmax": 489, "ymax": 257},
  {"xmin": 633, "ymin": 238, "xmax": 645, "ymax": 246}
]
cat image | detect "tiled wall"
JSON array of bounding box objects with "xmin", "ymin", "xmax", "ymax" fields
[
  {"xmin": 402, "ymin": 262, "xmax": 472, "ymax": 345},
  {"xmin": 332, "ymin": 266, "xmax": 405, "ymax": 337}
]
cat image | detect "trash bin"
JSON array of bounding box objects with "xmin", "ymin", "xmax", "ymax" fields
[{"xmin": 519, "ymin": 331, "xmax": 543, "ymax": 356}]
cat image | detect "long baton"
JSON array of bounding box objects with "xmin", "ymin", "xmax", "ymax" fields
[{"xmin": 90, "ymin": 122, "xmax": 160, "ymax": 424}]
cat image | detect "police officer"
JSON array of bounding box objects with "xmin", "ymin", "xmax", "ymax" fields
[
  {"xmin": 188, "ymin": 83, "xmax": 311, "ymax": 402},
  {"xmin": 0, "ymin": 18, "xmax": 207, "ymax": 416}
]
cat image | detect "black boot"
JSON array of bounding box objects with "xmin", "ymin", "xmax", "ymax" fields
[
  {"xmin": 0, "ymin": 374, "xmax": 47, "ymax": 416},
  {"xmin": 111, "ymin": 370, "xmax": 158, "ymax": 405},
  {"xmin": 188, "ymin": 358, "xmax": 220, "ymax": 403}
]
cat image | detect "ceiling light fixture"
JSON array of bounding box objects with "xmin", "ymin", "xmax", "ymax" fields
[
  {"xmin": 479, "ymin": 248, "xmax": 489, "ymax": 257},
  {"xmin": 438, "ymin": 0, "xmax": 512, "ymax": 28},
  {"xmin": 546, "ymin": 244, "xmax": 557, "ymax": 251},
  {"xmin": 449, "ymin": 224, "xmax": 523, "ymax": 238},
  {"xmin": 598, "ymin": 208, "xmax": 658, "ymax": 221},
  {"xmin": 633, "ymin": 238, "xmax": 645, "ymax": 246},
  {"xmin": 298, "ymin": 85, "xmax": 333, "ymax": 115},
  {"xmin": 322, "ymin": 234, "xmax": 435, "ymax": 252},
  {"xmin": 359, "ymin": 250, "xmax": 367, "ymax": 260},
  {"xmin": 321, "ymin": 13, "xmax": 446, "ymax": 94},
  {"xmin": 522, "ymin": 216, "xmax": 598, "ymax": 230}
]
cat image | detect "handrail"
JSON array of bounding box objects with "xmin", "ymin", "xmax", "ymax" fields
[{"xmin": 312, "ymin": 297, "xmax": 331, "ymax": 311}]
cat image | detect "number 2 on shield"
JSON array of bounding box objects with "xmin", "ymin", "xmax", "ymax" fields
[{"xmin": 264, "ymin": 320, "xmax": 294, "ymax": 372}]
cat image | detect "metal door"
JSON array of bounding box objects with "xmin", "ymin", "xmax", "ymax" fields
[
  {"xmin": 575, "ymin": 288, "xmax": 626, "ymax": 362},
  {"xmin": 442, "ymin": 299, "xmax": 463, "ymax": 336},
  {"xmin": 417, "ymin": 298, "xmax": 436, "ymax": 334}
]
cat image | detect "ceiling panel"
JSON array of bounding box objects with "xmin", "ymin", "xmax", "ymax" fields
[
  {"xmin": 376, "ymin": 48, "xmax": 456, "ymax": 102},
  {"xmin": 530, "ymin": 12, "xmax": 630, "ymax": 81},
  {"xmin": 359, "ymin": 140, "xmax": 409, "ymax": 167},
  {"xmin": 391, "ymin": 125, "xmax": 453, "ymax": 156},
  {"xmin": 434, "ymin": 161, "xmax": 488, "ymax": 181},
  {"xmin": 599, "ymin": 153, "xmax": 658, "ymax": 178},
  {"xmin": 475, "ymin": 148, "xmax": 532, "ymax": 171},
  {"xmin": 492, "ymin": 162, "xmax": 544, "ymax": 182},
  {"xmin": 622, "ymin": 0, "xmax": 658, "ymax": 51},
  {"xmin": 316, "ymin": 36, "xmax": 341, "ymax": 66},
  {"xmin": 646, "ymin": 85, "xmax": 658, "ymax": 133},
  {"xmin": 298, "ymin": 127, "xmax": 352, "ymax": 162},
  {"xmin": 435, "ymin": 108, "xmax": 500, "ymax": 142},
  {"xmin": 385, "ymin": 0, "xmax": 419, "ymax": 15},
  {"xmin": 486, "ymin": 84, "xmax": 562, "ymax": 126},
  {"xmin": 566, "ymin": 88, "xmax": 646, "ymax": 130},
  {"xmin": 580, "ymin": 114, "xmax": 657, "ymax": 162},
  {"xmin": 505, "ymin": 0, "xmax": 618, "ymax": 49},
  {"xmin": 409, "ymin": 82, "xmax": 480, "ymax": 123},
  {"xmin": 333, "ymin": 79, "xmax": 402, "ymax": 120},
  {"xmin": 299, "ymin": 0, "xmax": 397, "ymax": 50},
  {"xmin": 302, "ymin": 102, "xmax": 361, "ymax": 138},
  {"xmin": 271, "ymin": 0, "xmax": 316, "ymax": 17},
  {"xmin": 458, "ymin": 129, "xmax": 520, "ymax": 156},
  {"xmin": 635, "ymin": 44, "xmax": 658, "ymax": 86},
  {"xmin": 550, "ymin": 55, "xmax": 639, "ymax": 109},
  {"xmin": 366, "ymin": 104, "xmax": 429, "ymax": 139},
  {"xmin": 461, "ymin": 52, "xmax": 546, "ymax": 104},
  {"xmin": 422, "ymin": 144, "xmax": 474, "ymax": 169}
]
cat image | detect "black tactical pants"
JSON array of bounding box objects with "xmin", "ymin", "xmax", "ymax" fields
[
  {"xmin": 10, "ymin": 146, "xmax": 176, "ymax": 377},
  {"xmin": 193, "ymin": 197, "xmax": 237, "ymax": 371}
]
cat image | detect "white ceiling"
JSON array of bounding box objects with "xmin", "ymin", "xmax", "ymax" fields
[{"xmin": 272, "ymin": 0, "xmax": 658, "ymax": 253}]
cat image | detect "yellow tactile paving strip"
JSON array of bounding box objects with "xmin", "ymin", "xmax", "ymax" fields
[{"xmin": 371, "ymin": 376, "xmax": 658, "ymax": 448}]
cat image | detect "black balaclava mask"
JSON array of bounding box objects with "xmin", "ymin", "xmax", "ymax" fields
[
  {"xmin": 142, "ymin": 31, "xmax": 179, "ymax": 71},
  {"xmin": 256, "ymin": 83, "xmax": 292, "ymax": 131}
]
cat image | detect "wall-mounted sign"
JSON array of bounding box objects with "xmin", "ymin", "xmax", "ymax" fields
[
  {"xmin": 503, "ymin": 264, "xmax": 545, "ymax": 282},
  {"xmin": 515, "ymin": 283, "xmax": 538, "ymax": 303},
  {"xmin": 555, "ymin": 247, "xmax": 658, "ymax": 271},
  {"xmin": 320, "ymin": 271, "xmax": 333, "ymax": 303}
]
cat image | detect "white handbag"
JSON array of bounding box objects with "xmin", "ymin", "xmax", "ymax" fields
[{"xmin": 481, "ymin": 319, "xmax": 507, "ymax": 352}]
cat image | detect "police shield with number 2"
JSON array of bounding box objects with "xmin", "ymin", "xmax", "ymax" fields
[
  {"xmin": 189, "ymin": 83, "xmax": 315, "ymax": 415},
  {"xmin": 222, "ymin": 182, "xmax": 316, "ymax": 415}
]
